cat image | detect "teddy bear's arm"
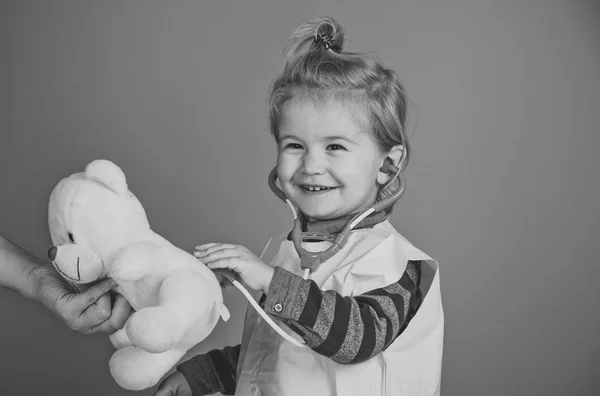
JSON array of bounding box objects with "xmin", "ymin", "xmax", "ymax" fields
[{"xmin": 111, "ymin": 241, "xmax": 165, "ymax": 282}]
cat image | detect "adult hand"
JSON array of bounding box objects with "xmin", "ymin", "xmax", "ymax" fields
[{"xmin": 32, "ymin": 266, "xmax": 132, "ymax": 334}]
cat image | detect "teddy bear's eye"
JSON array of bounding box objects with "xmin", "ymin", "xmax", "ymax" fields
[{"xmin": 68, "ymin": 232, "xmax": 75, "ymax": 243}]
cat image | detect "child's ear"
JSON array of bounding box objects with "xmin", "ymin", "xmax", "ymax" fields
[{"xmin": 377, "ymin": 145, "xmax": 404, "ymax": 185}]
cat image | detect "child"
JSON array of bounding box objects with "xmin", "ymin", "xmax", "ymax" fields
[{"xmin": 154, "ymin": 16, "xmax": 443, "ymax": 396}]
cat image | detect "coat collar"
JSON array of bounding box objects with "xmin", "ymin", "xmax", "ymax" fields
[{"xmin": 287, "ymin": 209, "xmax": 388, "ymax": 240}]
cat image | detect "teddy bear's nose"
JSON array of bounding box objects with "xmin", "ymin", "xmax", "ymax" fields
[{"xmin": 48, "ymin": 246, "xmax": 57, "ymax": 261}]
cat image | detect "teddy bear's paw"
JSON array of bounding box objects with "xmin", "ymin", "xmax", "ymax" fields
[
  {"xmin": 109, "ymin": 346, "xmax": 185, "ymax": 391},
  {"xmin": 126, "ymin": 307, "xmax": 182, "ymax": 353}
]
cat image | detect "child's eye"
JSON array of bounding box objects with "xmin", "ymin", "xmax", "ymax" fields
[
  {"xmin": 283, "ymin": 143, "xmax": 304, "ymax": 150},
  {"xmin": 327, "ymin": 144, "xmax": 346, "ymax": 151}
]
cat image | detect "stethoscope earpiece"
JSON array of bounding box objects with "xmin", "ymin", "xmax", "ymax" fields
[{"xmin": 380, "ymin": 156, "xmax": 399, "ymax": 174}]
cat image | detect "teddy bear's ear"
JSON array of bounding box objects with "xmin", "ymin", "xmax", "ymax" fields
[{"xmin": 84, "ymin": 159, "xmax": 128, "ymax": 196}]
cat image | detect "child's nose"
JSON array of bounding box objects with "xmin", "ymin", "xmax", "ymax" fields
[{"xmin": 302, "ymin": 152, "xmax": 326, "ymax": 174}]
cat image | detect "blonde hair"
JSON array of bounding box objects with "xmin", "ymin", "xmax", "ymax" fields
[{"xmin": 268, "ymin": 16, "xmax": 411, "ymax": 171}]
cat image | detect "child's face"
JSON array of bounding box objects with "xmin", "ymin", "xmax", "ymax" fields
[{"xmin": 276, "ymin": 98, "xmax": 386, "ymax": 221}]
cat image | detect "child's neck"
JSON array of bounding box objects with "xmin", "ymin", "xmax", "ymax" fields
[{"xmin": 299, "ymin": 209, "xmax": 388, "ymax": 234}]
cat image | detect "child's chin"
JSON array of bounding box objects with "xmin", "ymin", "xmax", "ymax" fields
[{"xmin": 302, "ymin": 209, "xmax": 343, "ymax": 221}]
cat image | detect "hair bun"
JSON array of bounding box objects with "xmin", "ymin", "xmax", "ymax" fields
[{"xmin": 313, "ymin": 19, "xmax": 343, "ymax": 53}]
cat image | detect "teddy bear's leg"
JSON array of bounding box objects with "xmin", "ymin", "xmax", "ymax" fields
[
  {"xmin": 125, "ymin": 305, "xmax": 181, "ymax": 353},
  {"xmin": 109, "ymin": 346, "xmax": 185, "ymax": 391},
  {"xmin": 125, "ymin": 268, "xmax": 219, "ymax": 353},
  {"xmin": 109, "ymin": 328, "xmax": 133, "ymax": 349}
]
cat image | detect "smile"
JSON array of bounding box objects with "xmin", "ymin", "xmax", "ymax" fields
[{"xmin": 298, "ymin": 184, "xmax": 338, "ymax": 193}]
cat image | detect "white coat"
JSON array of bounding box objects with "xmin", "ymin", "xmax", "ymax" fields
[{"xmin": 235, "ymin": 220, "xmax": 444, "ymax": 396}]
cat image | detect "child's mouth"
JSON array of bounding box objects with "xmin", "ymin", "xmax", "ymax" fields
[{"xmin": 299, "ymin": 185, "xmax": 337, "ymax": 194}]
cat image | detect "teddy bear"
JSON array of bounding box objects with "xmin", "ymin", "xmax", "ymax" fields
[{"xmin": 46, "ymin": 159, "xmax": 230, "ymax": 391}]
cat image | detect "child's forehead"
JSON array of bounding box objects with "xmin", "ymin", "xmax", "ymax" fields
[
  {"xmin": 281, "ymin": 95, "xmax": 370, "ymax": 134},
  {"xmin": 287, "ymin": 89, "xmax": 365, "ymax": 112}
]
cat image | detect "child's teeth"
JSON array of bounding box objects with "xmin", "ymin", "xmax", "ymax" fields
[{"xmin": 306, "ymin": 186, "xmax": 328, "ymax": 191}]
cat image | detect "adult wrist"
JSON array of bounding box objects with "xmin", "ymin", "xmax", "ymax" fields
[{"xmin": 28, "ymin": 265, "xmax": 56, "ymax": 307}]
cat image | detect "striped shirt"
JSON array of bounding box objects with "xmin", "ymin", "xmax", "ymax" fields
[{"xmin": 178, "ymin": 260, "xmax": 422, "ymax": 395}]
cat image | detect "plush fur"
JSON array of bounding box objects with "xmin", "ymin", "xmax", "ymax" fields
[{"xmin": 47, "ymin": 159, "xmax": 229, "ymax": 390}]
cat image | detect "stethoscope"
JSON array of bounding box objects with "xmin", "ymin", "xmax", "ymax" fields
[
  {"xmin": 226, "ymin": 157, "xmax": 405, "ymax": 347},
  {"xmin": 268, "ymin": 156, "xmax": 405, "ymax": 279}
]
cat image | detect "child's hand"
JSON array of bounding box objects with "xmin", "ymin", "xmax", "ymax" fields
[
  {"xmin": 212, "ymin": 268, "xmax": 239, "ymax": 289},
  {"xmin": 153, "ymin": 371, "xmax": 191, "ymax": 396},
  {"xmin": 194, "ymin": 243, "xmax": 274, "ymax": 294}
]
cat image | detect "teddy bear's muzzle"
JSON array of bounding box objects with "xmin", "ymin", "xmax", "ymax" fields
[{"xmin": 48, "ymin": 244, "xmax": 105, "ymax": 284}]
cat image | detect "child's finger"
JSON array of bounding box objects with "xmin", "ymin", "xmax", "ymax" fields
[
  {"xmin": 214, "ymin": 269, "xmax": 237, "ymax": 288},
  {"xmin": 193, "ymin": 244, "xmax": 222, "ymax": 258},
  {"xmin": 206, "ymin": 257, "xmax": 239, "ymax": 270},
  {"xmin": 197, "ymin": 248, "xmax": 241, "ymax": 263},
  {"xmin": 194, "ymin": 243, "xmax": 237, "ymax": 257},
  {"xmin": 195, "ymin": 243, "xmax": 236, "ymax": 253},
  {"xmin": 193, "ymin": 249, "xmax": 211, "ymax": 258},
  {"xmin": 195, "ymin": 242, "xmax": 219, "ymax": 250},
  {"xmin": 196, "ymin": 243, "xmax": 237, "ymax": 250}
]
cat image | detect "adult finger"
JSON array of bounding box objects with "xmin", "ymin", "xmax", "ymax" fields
[
  {"xmin": 74, "ymin": 293, "xmax": 112, "ymax": 334},
  {"xmin": 76, "ymin": 278, "xmax": 118, "ymax": 308},
  {"xmin": 71, "ymin": 279, "xmax": 117, "ymax": 332},
  {"xmin": 106, "ymin": 294, "xmax": 133, "ymax": 328},
  {"xmin": 90, "ymin": 294, "xmax": 133, "ymax": 334}
]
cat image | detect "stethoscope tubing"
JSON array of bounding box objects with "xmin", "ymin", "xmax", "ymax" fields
[{"xmin": 227, "ymin": 162, "xmax": 405, "ymax": 348}]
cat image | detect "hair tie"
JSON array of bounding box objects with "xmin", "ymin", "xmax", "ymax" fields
[{"xmin": 313, "ymin": 22, "xmax": 336, "ymax": 51}]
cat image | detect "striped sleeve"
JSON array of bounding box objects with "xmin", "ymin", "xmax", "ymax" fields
[
  {"xmin": 177, "ymin": 344, "xmax": 240, "ymax": 396},
  {"xmin": 262, "ymin": 260, "xmax": 422, "ymax": 364}
]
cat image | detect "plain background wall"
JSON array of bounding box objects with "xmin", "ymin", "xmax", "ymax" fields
[{"xmin": 1, "ymin": 0, "xmax": 598, "ymax": 395}]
